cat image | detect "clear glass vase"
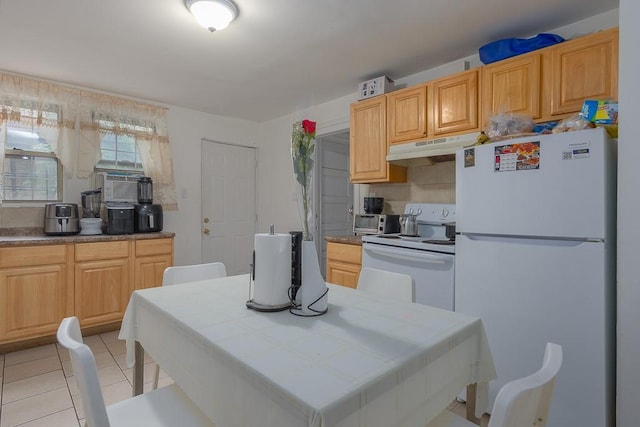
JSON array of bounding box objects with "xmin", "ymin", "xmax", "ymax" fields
[
  {"xmin": 291, "ymin": 123, "xmax": 315, "ymax": 241},
  {"xmin": 294, "ymin": 170, "xmax": 314, "ymax": 241}
]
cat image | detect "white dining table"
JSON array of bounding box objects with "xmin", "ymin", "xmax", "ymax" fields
[{"xmin": 119, "ymin": 274, "xmax": 496, "ymax": 427}]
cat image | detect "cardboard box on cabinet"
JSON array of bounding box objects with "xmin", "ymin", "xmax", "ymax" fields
[{"xmin": 357, "ymin": 76, "xmax": 394, "ymax": 100}]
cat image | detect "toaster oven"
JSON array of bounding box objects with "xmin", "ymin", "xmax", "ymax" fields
[{"xmin": 353, "ymin": 214, "xmax": 400, "ymax": 235}]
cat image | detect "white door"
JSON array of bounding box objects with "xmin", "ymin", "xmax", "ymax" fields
[
  {"xmin": 317, "ymin": 131, "xmax": 353, "ymax": 276},
  {"xmin": 201, "ymin": 140, "xmax": 256, "ymax": 275}
]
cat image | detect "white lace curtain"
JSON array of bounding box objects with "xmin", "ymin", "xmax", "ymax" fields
[{"xmin": 0, "ymin": 72, "xmax": 177, "ymax": 210}]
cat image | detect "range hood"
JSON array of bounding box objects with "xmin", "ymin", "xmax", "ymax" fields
[{"xmin": 386, "ymin": 132, "xmax": 480, "ymax": 161}]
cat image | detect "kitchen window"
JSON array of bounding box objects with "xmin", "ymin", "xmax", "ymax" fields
[
  {"xmin": 2, "ymin": 119, "xmax": 62, "ymax": 202},
  {"xmin": 3, "ymin": 151, "xmax": 60, "ymax": 201},
  {"xmin": 96, "ymin": 129, "xmax": 144, "ymax": 172},
  {"xmin": 0, "ymin": 71, "xmax": 177, "ymax": 209}
]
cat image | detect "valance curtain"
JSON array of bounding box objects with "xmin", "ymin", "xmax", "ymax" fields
[{"xmin": 0, "ymin": 72, "xmax": 177, "ymax": 210}]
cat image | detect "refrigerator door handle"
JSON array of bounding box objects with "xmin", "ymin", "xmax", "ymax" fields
[
  {"xmin": 363, "ymin": 245, "xmax": 451, "ymax": 264},
  {"xmin": 460, "ymin": 233, "xmax": 600, "ymax": 246}
]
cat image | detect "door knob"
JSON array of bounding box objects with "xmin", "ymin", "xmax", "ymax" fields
[
  {"xmin": 203, "ymin": 228, "xmax": 210, "ymax": 235},
  {"xmin": 348, "ymin": 206, "xmax": 354, "ymax": 216},
  {"xmin": 203, "ymin": 217, "xmax": 210, "ymax": 223}
]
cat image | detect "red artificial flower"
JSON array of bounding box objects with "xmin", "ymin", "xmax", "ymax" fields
[{"xmin": 302, "ymin": 119, "xmax": 316, "ymax": 137}]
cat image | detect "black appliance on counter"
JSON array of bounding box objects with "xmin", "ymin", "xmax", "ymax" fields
[
  {"xmin": 106, "ymin": 204, "xmax": 134, "ymax": 234},
  {"xmin": 134, "ymin": 176, "xmax": 163, "ymax": 233},
  {"xmin": 134, "ymin": 204, "xmax": 163, "ymax": 233},
  {"xmin": 363, "ymin": 196, "xmax": 384, "ymax": 214},
  {"xmin": 289, "ymin": 231, "xmax": 303, "ymax": 302}
]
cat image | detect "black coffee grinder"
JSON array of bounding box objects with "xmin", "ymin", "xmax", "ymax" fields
[{"xmin": 134, "ymin": 176, "xmax": 163, "ymax": 232}]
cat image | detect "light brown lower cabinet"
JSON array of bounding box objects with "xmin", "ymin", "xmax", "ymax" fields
[
  {"xmin": 0, "ymin": 244, "xmax": 74, "ymax": 343},
  {"xmin": 135, "ymin": 238, "xmax": 174, "ymax": 290},
  {"xmin": 0, "ymin": 236, "xmax": 173, "ymax": 346},
  {"xmin": 325, "ymin": 242, "xmax": 362, "ymax": 288},
  {"xmin": 75, "ymin": 241, "xmax": 132, "ymax": 327}
]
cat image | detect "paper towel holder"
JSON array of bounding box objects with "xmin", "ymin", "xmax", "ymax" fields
[{"xmin": 246, "ymin": 225, "xmax": 294, "ymax": 312}]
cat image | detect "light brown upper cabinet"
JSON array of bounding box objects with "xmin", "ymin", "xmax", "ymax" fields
[
  {"xmin": 348, "ymin": 28, "xmax": 618, "ymax": 184},
  {"xmin": 548, "ymin": 28, "xmax": 618, "ymax": 117},
  {"xmin": 482, "ymin": 54, "xmax": 542, "ymax": 126},
  {"xmin": 387, "ymin": 84, "xmax": 428, "ymax": 144},
  {"xmin": 350, "ymin": 95, "xmax": 407, "ymax": 183},
  {"xmin": 432, "ymin": 69, "xmax": 480, "ymax": 136},
  {"xmin": 386, "ymin": 69, "xmax": 480, "ymax": 144}
]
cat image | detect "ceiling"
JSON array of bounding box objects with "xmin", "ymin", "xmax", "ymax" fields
[{"xmin": 0, "ymin": 0, "xmax": 618, "ymax": 123}]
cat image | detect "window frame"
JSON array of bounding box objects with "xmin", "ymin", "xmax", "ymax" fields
[
  {"xmin": 95, "ymin": 121, "xmax": 146, "ymax": 173},
  {"xmin": 2, "ymin": 149, "xmax": 63, "ymax": 203}
]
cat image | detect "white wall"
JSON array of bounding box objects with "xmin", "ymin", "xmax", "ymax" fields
[
  {"xmin": 616, "ymin": 0, "xmax": 639, "ymax": 425},
  {"xmin": 255, "ymin": 93, "xmax": 355, "ymax": 235},
  {"xmin": 165, "ymin": 106, "xmax": 259, "ymax": 265}
]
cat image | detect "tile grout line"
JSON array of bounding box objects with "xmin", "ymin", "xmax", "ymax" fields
[
  {"xmin": 2, "ymin": 332, "xmax": 166, "ymax": 427},
  {"xmin": 2, "ymin": 378, "xmax": 69, "ymax": 405},
  {"xmin": 57, "ymin": 341, "xmax": 82, "ymax": 426},
  {"xmin": 100, "ymin": 333, "xmax": 134, "ymax": 389},
  {"xmin": 12, "ymin": 407, "xmax": 76, "ymax": 427}
]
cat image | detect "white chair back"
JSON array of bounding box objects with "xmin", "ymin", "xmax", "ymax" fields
[
  {"xmin": 357, "ymin": 267, "xmax": 414, "ymax": 302},
  {"xmin": 57, "ymin": 316, "xmax": 111, "ymax": 427},
  {"xmin": 427, "ymin": 342, "xmax": 563, "ymax": 427},
  {"xmin": 162, "ymin": 262, "xmax": 227, "ymax": 286},
  {"xmin": 488, "ymin": 342, "xmax": 563, "ymax": 427}
]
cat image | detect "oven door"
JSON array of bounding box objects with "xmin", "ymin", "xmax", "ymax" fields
[{"xmin": 362, "ymin": 242, "xmax": 455, "ymax": 311}]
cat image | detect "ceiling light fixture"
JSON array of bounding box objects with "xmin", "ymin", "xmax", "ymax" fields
[{"xmin": 185, "ymin": 0, "xmax": 238, "ymax": 32}]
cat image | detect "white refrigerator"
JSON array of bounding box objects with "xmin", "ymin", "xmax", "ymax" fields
[{"xmin": 455, "ymin": 127, "xmax": 616, "ymax": 427}]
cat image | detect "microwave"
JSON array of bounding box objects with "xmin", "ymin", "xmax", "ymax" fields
[
  {"xmin": 353, "ymin": 214, "xmax": 400, "ymax": 235},
  {"xmin": 95, "ymin": 172, "xmax": 140, "ymax": 203}
]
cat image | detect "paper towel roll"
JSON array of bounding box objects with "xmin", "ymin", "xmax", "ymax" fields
[{"xmin": 253, "ymin": 233, "xmax": 292, "ymax": 307}]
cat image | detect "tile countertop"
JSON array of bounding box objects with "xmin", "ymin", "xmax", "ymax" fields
[
  {"xmin": 0, "ymin": 227, "xmax": 175, "ymax": 247},
  {"xmin": 325, "ymin": 235, "xmax": 362, "ymax": 246}
]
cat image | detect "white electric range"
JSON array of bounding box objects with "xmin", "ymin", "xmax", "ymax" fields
[{"xmin": 361, "ymin": 203, "xmax": 456, "ymax": 310}]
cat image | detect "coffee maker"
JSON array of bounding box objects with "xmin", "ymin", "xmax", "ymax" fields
[{"xmin": 134, "ymin": 176, "xmax": 163, "ymax": 233}]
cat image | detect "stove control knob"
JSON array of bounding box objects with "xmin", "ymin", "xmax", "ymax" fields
[{"xmin": 441, "ymin": 208, "xmax": 449, "ymax": 217}]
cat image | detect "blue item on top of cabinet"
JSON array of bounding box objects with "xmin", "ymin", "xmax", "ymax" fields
[{"xmin": 479, "ymin": 33, "xmax": 565, "ymax": 64}]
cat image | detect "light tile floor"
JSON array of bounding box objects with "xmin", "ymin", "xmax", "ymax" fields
[
  {"xmin": 0, "ymin": 331, "xmax": 173, "ymax": 427},
  {"xmin": 0, "ymin": 332, "xmax": 488, "ymax": 427}
]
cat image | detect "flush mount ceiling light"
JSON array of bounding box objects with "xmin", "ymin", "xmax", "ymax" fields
[{"xmin": 185, "ymin": 0, "xmax": 238, "ymax": 32}]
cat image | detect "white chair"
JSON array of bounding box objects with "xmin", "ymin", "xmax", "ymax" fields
[
  {"xmin": 152, "ymin": 261, "xmax": 227, "ymax": 389},
  {"xmin": 356, "ymin": 267, "xmax": 414, "ymax": 302},
  {"xmin": 57, "ymin": 316, "xmax": 215, "ymax": 427},
  {"xmin": 427, "ymin": 342, "xmax": 563, "ymax": 427},
  {"xmin": 161, "ymin": 262, "xmax": 227, "ymax": 286}
]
